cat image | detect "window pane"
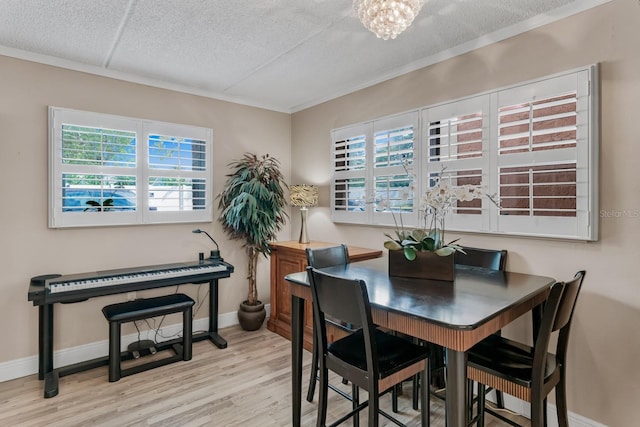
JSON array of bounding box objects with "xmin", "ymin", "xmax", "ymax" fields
[
  {"xmin": 148, "ymin": 177, "xmax": 207, "ymax": 211},
  {"xmin": 499, "ymin": 93, "xmax": 577, "ymax": 154},
  {"xmin": 62, "ymin": 125, "xmax": 136, "ymax": 167},
  {"xmin": 428, "ymin": 112, "xmax": 483, "ymax": 162},
  {"xmin": 62, "ymin": 174, "xmax": 137, "ymax": 212},
  {"xmin": 334, "ymin": 178, "xmax": 365, "ymax": 212},
  {"xmin": 374, "ymin": 126, "xmax": 414, "ymax": 168},
  {"xmin": 334, "ymin": 135, "xmax": 366, "ymax": 172},
  {"xmin": 374, "ymin": 174, "xmax": 413, "ymax": 213},
  {"xmin": 148, "ymin": 135, "xmax": 206, "ymax": 171},
  {"xmin": 499, "ymin": 163, "xmax": 576, "ymax": 217}
]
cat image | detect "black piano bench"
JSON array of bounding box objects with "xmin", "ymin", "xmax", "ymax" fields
[{"xmin": 102, "ymin": 293, "xmax": 195, "ymax": 382}]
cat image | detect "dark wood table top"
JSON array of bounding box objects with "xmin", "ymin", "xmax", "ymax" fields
[{"xmin": 285, "ymin": 257, "xmax": 555, "ymax": 331}]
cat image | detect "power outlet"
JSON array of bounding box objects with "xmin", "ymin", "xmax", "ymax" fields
[{"xmin": 127, "ymin": 292, "xmax": 136, "ymax": 301}]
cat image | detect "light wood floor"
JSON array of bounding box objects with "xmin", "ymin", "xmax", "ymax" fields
[{"xmin": 0, "ymin": 325, "xmax": 530, "ymax": 426}]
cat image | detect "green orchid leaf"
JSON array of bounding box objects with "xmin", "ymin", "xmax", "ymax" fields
[
  {"xmin": 435, "ymin": 247, "xmax": 456, "ymax": 256},
  {"xmin": 410, "ymin": 229, "xmax": 428, "ymax": 242},
  {"xmin": 401, "ymin": 239, "xmax": 419, "ymax": 247},
  {"xmin": 403, "ymin": 246, "xmax": 417, "ymax": 260},
  {"xmin": 384, "ymin": 240, "xmax": 403, "ymax": 250},
  {"xmin": 422, "ymin": 237, "xmax": 436, "ymax": 251},
  {"xmin": 428, "ymin": 228, "xmax": 442, "ymax": 248}
]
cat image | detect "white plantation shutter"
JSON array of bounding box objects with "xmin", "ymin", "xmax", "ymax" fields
[
  {"xmin": 495, "ymin": 68, "xmax": 596, "ymax": 240},
  {"xmin": 332, "ymin": 124, "xmax": 368, "ymax": 223},
  {"xmin": 421, "ymin": 95, "xmax": 493, "ymax": 232},
  {"xmin": 331, "ymin": 112, "xmax": 419, "ymax": 226},
  {"xmin": 331, "ymin": 65, "xmax": 598, "ymax": 241},
  {"xmin": 145, "ymin": 121, "xmax": 212, "ymax": 224},
  {"xmin": 49, "ymin": 107, "xmax": 213, "ymax": 228},
  {"xmin": 371, "ymin": 112, "xmax": 419, "ymax": 226}
]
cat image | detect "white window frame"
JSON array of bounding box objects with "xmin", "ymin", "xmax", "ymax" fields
[
  {"xmin": 330, "ymin": 65, "xmax": 599, "ymax": 241},
  {"xmin": 48, "ymin": 107, "xmax": 213, "ymax": 228}
]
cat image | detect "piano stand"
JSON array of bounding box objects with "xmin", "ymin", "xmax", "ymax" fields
[
  {"xmin": 196, "ymin": 331, "xmax": 227, "ymax": 349},
  {"xmin": 33, "ymin": 275, "xmax": 230, "ymax": 398},
  {"xmin": 44, "ymin": 371, "xmax": 59, "ymax": 398}
]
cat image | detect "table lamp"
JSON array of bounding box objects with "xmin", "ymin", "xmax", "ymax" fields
[{"xmin": 290, "ymin": 184, "xmax": 318, "ymax": 244}]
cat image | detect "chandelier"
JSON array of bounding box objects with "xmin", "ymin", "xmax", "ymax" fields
[{"xmin": 353, "ymin": 0, "xmax": 424, "ymax": 40}]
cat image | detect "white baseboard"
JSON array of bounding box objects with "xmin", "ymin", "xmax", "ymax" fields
[
  {"xmin": 489, "ymin": 390, "xmax": 608, "ymax": 427},
  {"xmin": 0, "ymin": 304, "xmax": 270, "ymax": 383}
]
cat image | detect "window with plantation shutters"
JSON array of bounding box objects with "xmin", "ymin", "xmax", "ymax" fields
[
  {"xmin": 421, "ymin": 94, "xmax": 492, "ymax": 232},
  {"xmin": 331, "ymin": 112, "xmax": 419, "ymax": 226},
  {"xmin": 49, "ymin": 107, "xmax": 213, "ymax": 228},
  {"xmin": 331, "ymin": 65, "xmax": 599, "ymax": 241},
  {"xmin": 495, "ymin": 69, "xmax": 595, "ymax": 239}
]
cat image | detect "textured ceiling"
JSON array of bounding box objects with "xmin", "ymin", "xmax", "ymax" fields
[{"xmin": 0, "ymin": 0, "xmax": 609, "ymax": 113}]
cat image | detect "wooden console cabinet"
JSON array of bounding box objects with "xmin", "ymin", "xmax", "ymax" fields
[{"xmin": 267, "ymin": 241, "xmax": 381, "ymax": 351}]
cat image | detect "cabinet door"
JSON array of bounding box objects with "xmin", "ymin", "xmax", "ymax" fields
[{"xmin": 275, "ymin": 255, "xmax": 306, "ymax": 328}]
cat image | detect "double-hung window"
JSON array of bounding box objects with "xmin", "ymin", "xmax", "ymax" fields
[
  {"xmin": 49, "ymin": 107, "xmax": 213, "ymax": 228},
  {"xmin": 331, "ymin": 65, "xmax": 599, "ymax": 241}
]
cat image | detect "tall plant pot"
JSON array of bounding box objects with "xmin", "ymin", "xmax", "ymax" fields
[
  {"xmin": 388, "ymin": 250, "xmax": 455, "ymax": 282},
  {"xmin": 238, "ymin": 300, "xmax": 266, "ymax": 331}
]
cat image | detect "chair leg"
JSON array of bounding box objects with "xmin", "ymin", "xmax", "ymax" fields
[
  {"xmin": 306, "ymin": 324, "xmax": 318, "ymax": 402},
  {"xmin": 476, "ymin": 384, "xmax": 486, "ymax": 427},
  {"xmin": 467, "ymin": 379, "xmax": 475, "ymax": 422},
  {"xmin": 420, "ymin": 360, "xmax": 430, "ymax": 427},
  {"xmin": 543, "ymin": 397, "xmax": 548, "ymax": 427},
  {"xmin": 182, "ymin": 307, "xmax": 192, "ymax": 361},
  {"xmin": 530, "ymin": 393, "xmax": 544, "ymax": 427},
  {"xmin": 392, "ymin": 384, "xmax": 399, "ymax": 413},
  {"xmin": 370, "ymin": 385, "xmax": 380, "ymax": 427},
  {"xmin": 555, "ymin": 375, "xmax": 570, "ymax": 427},
  {"xmin": 413, "ymin": 373, "xmax": 420, "ymax": 411},
  {"xmin": 352, "ymin": 384, "xmax": 360, "ymax": 427},
  {"xmin": 495, "ymin": 390, "xmax": 505, "ymax": 409},
  {"xmin": 108, "ymin": 321, "xmax": 121, "ymax": 382},
  {"xmin": 316, "ymin": 364, "xmax": 328, "ymax": 427}
]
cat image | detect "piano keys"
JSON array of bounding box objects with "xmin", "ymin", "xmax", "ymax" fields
[{"xmin": 29, "ymin": 259, "xmax": 232, "ymax": 304}]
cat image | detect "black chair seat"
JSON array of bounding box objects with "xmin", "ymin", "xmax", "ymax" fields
[
  {"xmin": 330, "ymin": 329, "xmax": 431, "ymax": 379},
  {"xmin": 468, "ymin": 334, "xmax": 558, "ymax": 389}
]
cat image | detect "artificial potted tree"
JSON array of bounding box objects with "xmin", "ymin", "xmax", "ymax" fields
[{"xmin": 218, "ymin": 153, "xmax": 288, "ymax": 331}]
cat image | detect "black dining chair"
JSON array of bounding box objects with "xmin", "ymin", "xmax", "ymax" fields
[
  {"xmin": 454, "ymin": 246, "xmax": 508, "ymax": 271},
  {"xmin": 308, "ymin": 267, "xmax": 431, "ymax": 427},
  {"xmin": 305, "ymin": 244, "xmax": 350, "ymax": 403},
  {"xmin": 468, "ymin": 270, "xmax": 586, "ymax": 427}
]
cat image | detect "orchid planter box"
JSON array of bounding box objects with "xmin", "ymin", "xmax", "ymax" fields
[{"xmin": 388, "ymin": 249, "xmax": 455, "ymax": 282}]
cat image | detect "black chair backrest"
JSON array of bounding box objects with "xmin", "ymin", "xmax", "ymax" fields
[
  {"xmin": 307, "ymin": 267, "xmax": 382, "ymax": 392},
  {"xmin": 307, "ymin": 267, "xmax": 370, "ymax": 331},
  {"xmin": 533, "ymin": 270, "xmax": 586, "ymax": 378},
  {"xmin": 455, "ymin": 246, "xmax": 507, "ymax": 271},
  {"xmin": 306, "ymin": 244, "xmax": 349, "ymax": 269}
]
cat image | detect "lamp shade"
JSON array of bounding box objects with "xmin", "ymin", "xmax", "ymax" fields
[{"xmin": 290, "ymin": 185, "xmax": 318, "ymax": 208}]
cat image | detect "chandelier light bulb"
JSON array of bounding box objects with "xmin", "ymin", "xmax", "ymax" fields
[{"xmin": 354, "ymin": 0, "xmax": 424, "ymax": 40}]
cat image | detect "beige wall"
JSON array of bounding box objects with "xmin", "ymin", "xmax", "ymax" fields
[
  {"xmin": 0, "ymin": 55, "xmax": 291, "ymax": 361},
  {"xmin": 291, "ymin": 1, "xmax": 638, "ymax": 426}
]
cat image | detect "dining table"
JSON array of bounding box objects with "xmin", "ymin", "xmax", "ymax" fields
[{"xmin": 285, "ymin": 256, "xmax": 555, "ymax": 427}]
